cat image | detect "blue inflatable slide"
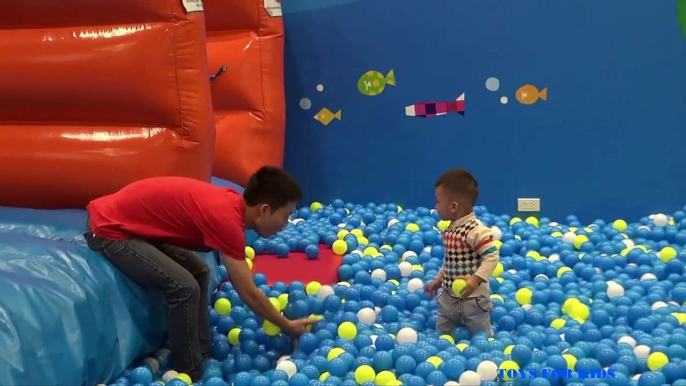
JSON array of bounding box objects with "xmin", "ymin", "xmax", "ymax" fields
[{"xmin": 0, "ymin": 178, "xmax": 246, "ymax": 385}]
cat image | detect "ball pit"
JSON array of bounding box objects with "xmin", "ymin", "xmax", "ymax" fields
[{"xmin": 110, "ymin": 202, "xmax": 686, "ymax": 386}]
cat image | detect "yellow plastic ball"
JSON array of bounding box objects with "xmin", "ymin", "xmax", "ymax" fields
[
  {"xmin": 351, "ymin": 229, "xmax": 364, "ymax": 237},
  {"xmin": 319, "ymin": 372, "xmax": 330, "ymax": 381},
  {"xmin": 660, "ymin": 247, "xmax": 677, "ymax": 262},
  {"xmin": 491, "ymin": 294, "xmax": 504, "ymax": 304},
  {"xmin": 426, "ymin": 356, "xmax": 443, "ymax": 367},
  {"xmin": 562, "ymin": 298, "xmax": 581, "ymax": 314},
  {"xmin": 412, "ymin": 264, "xmax": 424, "ymax": 272},
  {"xmin": 647, "ymin": 352, "xmax": 669, "ymax": 370},
  {"xmin": 569, "ymin": 304, "xmax": 590, "ymax": 321},
  {"xmin": 456, "ymin": 343, "xmax": 469, "ymax": 351},
  {"xmin": 375, "ymin": 370, "xmax": 397, "ymax": 385},
  {"xmin": 354, "ymin": 365, "xmax": 376, "ymax": 384},
  {"xmin": 363, "ymin": 247, "xmax": 378, "ymax": 256},
  {"xmin": 550, "ymin": 319, "xmax": 566, "ymax": 329},
  {"xmin": 228, "ymin": 328, "xmax": 241, "ymax": 345},
  {"xmin": 337, "ymin": 230, "xmax": 349, "ymax": 239},
  {"xmin": 510, "ymin": 217, "xmax": 522, "ymax": 226},
  {"xmin": 332, "ymin": 240, "xmax": 348, "ymax": 255},
  {"xmin": 503, "ymin": 345, "xmax": 514, "ymax": 355},
  {"xmin": 551, "ymin": 231, "xmax": 563, "ymax": 238},
  {"xmin": 397, "ymin": 206, "xmax": 403, "ymax": 213},
  {"xmin": 268, "ymin": 297, "xmax": 280, "ymax": 310},
  {"xmin": 498, "ymin": 360, "xmax": 520, "ymax": 381},
  {"xmin": 310, "ymin": 202, "xmax": 323, "ymax": 212},
  {"xmin": 214, "ymin": 298, "xmax": 232, "ymax": 315},
  {"xmin": 386, "ymin": 381, "xmax": 402, "ymax": 386},
  {"xmin": 245, "ymin": 246, "xmax": 255, "ymax": 260},
  {"xmin": 562, "ymin": 354, "xmax": 577, "ymax": 371},
  {"xmin": 175, "ymin": 373, "xmax": 192, "ymax": 385},
  {"xmin": 515, "ymin": 288, "xmax": 533, "ymax": 305},
  {"xmin": 277, "ymin": 294, "xmax": 289, "ymax": 309},
  {"xmin": 405, "ymin": 223, "xmax": 420, "ymax": 232},
  {"xmin": 327, "ymin": 347, "xmax": 345, "ymax": 361},
  {"xmin": 306, "ymin": 281, "xmax": 321, "ymax": 296},
  {"xmin": 439, "ymin": 334, "xmax": 455, "ymax": 344},
  {"xmin": 526, "ymin": 251, "xmax": 542, "ymax": 261},
  {"xmin": 613, "ymin": 219, "xmax": 628, "ymax": 231},
  {"xmin": 437, "ymin": 220, "xmax": 451, "ymax": 231},
  {"xmin": 246, "ymin": 258, "xmax": 253, "ymax": 270},
  {"xmin": 493, "ymin": 262, "xmax": 504, "ymax": 277},
  {"xmin": 525, "ymin": 216, "xmax": 539, "ymax": 227},
  {"xmin": 451, "ymin": 279, "xmax": 467, "ymax": 294},
  {"xmin": 263, "ymin": 320, "xmax": 280, "ymax": 336},
  {"xmin": 573, "ymin": 235, "xmax": 589, "ymax": 249},
  {"xmin": 338, "ymin": 321, "xmax": 358, "ymax": 340},
  {"xmin": 670, "ymin": 312, "xmax": 686, "ymax": 325},
  {"xmin": 357, "ymin": 237, "xmax": 369, "ymax": 246},
  {"xmin": 557, "ymin": 267, "xmax": 572, "ymax": 278}
]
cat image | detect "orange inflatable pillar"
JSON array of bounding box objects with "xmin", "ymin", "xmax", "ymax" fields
[
  {"xmin": 0, "ymin": 0, "xmax": 215, "ymax": 209},
  {"xmin": 205, "ymin": 0, "xmax": 286, "ymax": 187}
]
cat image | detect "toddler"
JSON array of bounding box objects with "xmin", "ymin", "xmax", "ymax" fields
[{"xmin": 424, "ymin": 168, "xmax": 500, "ymax": 337}]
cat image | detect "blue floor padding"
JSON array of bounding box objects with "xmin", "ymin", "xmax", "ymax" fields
[{"xmin": 0, "ymin": 176, "xmax": 239, "ymax": 385}]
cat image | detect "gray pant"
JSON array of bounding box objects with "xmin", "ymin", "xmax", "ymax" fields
[
  {"xmin": 84, "ymin": 221, "xmax": 210, "ymax": 381},
  {"xmin": 436, "ymin": 290, "xmax": 494, "ymax": 337}
]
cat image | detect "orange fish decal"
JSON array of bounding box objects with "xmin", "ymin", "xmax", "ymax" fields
[{"xmin": 516, "ymin": 84, "xmax": 547, "ymax": 105}]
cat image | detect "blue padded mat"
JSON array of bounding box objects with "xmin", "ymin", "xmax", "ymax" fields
[{"xmin": 0, "ymin": 177, "xmax": 239, "ymax": 385}]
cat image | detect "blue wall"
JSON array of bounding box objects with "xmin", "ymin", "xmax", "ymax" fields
[{"xmin": 282, "ymin": 0, "xmax": 686, "ymax": 223}]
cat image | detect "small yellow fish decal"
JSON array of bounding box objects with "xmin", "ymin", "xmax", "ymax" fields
[
  {"xmin": 314, "ymin": 108, "xmax": 341, "ymax": 126},
  {"xmin": 516, "ymin": 84, "xmax": 547, "ymax": 105}
]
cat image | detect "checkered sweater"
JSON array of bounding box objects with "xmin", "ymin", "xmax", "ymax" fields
[{"xmin": 441, "ymin": 213, "xmax": 499, "ymax": 299}]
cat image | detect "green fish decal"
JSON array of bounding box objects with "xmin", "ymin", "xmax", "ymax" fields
[
  {"xmin": 679, "ymin": 0, "xmax": 686, "ymax": 39},
  {"xmin": 357, "ymin": 70, "xmax": 396, "ymax": 96}
]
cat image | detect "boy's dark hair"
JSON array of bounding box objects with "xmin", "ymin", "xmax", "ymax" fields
[
  {"xmin": 244, "ymin": 166, "xmax": 303, "ymax": 210},
  {"xmin": 435, "ymin": 168, "xmax": 479, "ymax": 207}
]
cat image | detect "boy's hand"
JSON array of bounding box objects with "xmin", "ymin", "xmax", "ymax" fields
[
  {"xmin": 424, "ymin": 280, "xmax": 442, "ymax": 297},
  {"xmin": 456, "ymin": 275, "xmax": 481, "ymax": 297},
  {"xmin": 284, "ymin": 318, "xmax": 319, "ymax": 338}
]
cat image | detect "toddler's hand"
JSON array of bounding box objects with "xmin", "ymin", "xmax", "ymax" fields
[
  {"xmin": 455, "ymin": 275, "xmax": 481, "ymax": 297},
  {"xmin": 424, "ymin": 280, "xmax": 441, "ymax": 297}
]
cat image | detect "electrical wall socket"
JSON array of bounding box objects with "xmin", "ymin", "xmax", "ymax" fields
[{"xmin": 518, "ymin": 198, "xmax": 540, "ymax": 212}]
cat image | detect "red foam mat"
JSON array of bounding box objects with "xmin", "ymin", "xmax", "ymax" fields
[{"xmin": 251, "ymin": 246, "xmax": 342, "ymax": 285}]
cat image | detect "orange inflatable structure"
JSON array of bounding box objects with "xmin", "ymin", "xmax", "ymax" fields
[
  {"xmin": 204, "ymin": 0, "xmax": 287, "ymax": 187},
  {"xmin": 0, "ymin": 0, "xmax": 215, "ymax": 209}
]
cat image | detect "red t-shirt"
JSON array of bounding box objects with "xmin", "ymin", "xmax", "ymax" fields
[{"xmin": 87, "ymin": 176, "xmax": 245, "ymax": 260}]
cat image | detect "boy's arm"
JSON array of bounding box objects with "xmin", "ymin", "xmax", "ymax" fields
[{"xmin": 468, "ymin": 226, "xmax": 500, "ymax": 282}]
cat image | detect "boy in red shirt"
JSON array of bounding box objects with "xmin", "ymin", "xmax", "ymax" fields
[{"xmin": 85, "ymin": 166, "xmax": 316, "ymax": 381}]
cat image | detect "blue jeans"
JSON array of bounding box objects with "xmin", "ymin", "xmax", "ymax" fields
[{"xmin": 84, "ymin": 220, "xmax": 211, "ymax": 380}]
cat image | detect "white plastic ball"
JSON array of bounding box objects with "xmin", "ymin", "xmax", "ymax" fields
[
  {"xmin": 401, "ymin": 251, "xmax": 417, "ymax": 261},
  {"xmin": 622, "ymin": 239, "xmax": 635, "ymax": 249},
  {"xmin": 617, "ymin": 335, "xmax": 637, "ymax": 348},
  {"xmin": 637, "ymin": 225, "xmax": 650, "ymax": 231},
  {"xmin": 632, "ymin": 374, "xmax": 641, "ymax": 381},
  {"xmin": 476, "ymin": 360, "xmax": 498, "ymax": 381},
  {"xmin": 396, "ymin": 327, "xmax": 418, "ymax": 344},
  {"xmin": 521, "ymin": 304, "xmax": 533, "ymax": 311},
  {"xmin": 375, "ymin": 306, "xmax": 381, "ymax": 315},
  {"xmin": 549, "ymin": 221, "xmax": 559, "ymax": 226},
  {"xmin": 548, "ymin": 254, "xmax": 560, "ymax": 262},
  {"xmin": 291, "ymin": 218, "xmax": 305, "ymax": 225},
  {"xmin": 459, "ymin": 370, "xmax": 482, "ymax": 386},
  {"xmin": 640, "ymin": 273, "xmax": 657, "ymax": 282},
  {"xmin": 634, "ymin": 345, "xmax": 651, "ymax": 358},
  {"xmin": 370, "ymin": 335, "xmax": 378, "ymax": 346},
  {"xmin": 507, "ymin": 269, "xmax": 517, "ymax": 274},
  {"xmin": 162, "ymin": 371, "xmax": 179, "ymax": 383},
  {"xmin": 562, "ymin": 232, "xmax": 576, "ymax": 243},
  {"xmin": 275, "ymin": 360, "xmax": 297, "ymax": 378},
  {"xmin": 371, "ymin": 269, "xmax": 387, "ymax": 281},
  {"xmin": 351, "ymin": 250, "xmax": 363, "ymax": 257},
  {"xmin": 444, "ymin": 382, "xmax": 460, "ymax": 386},
  {"xmin": 387, "ymin": 218, "xmax": 400, "ymax": 228},
  {"xmin": 534, "ymin": 274, "xmax": 549, "ymax": 280},
  {"xmin": 653, "ymin": 213, "xmax": 669, "ymax": 226},
  {"xmin": 337, "ymin": 223, "xmax": 346, "ymax": 228},
  {"xmin": 317, "ymin": 285, "xmax": 334, "ymax": 300},
  {"xmin": 422, "ymin": 246, "xmax": 432, "ymax": 254},
  {"xmin": 595, "ymin": 268, "xmax": 603, "ymax": 274},
  {"xmin": 357, "ymin": 308, "xmax": 376, "ymax": 325},
  {"xmin": 606, "ymin": 281, "xmax": 625, "ymax": 298},
  {"xmin": 490, "ymin": 226, "xmax": 502, "ymax": 240},
  {"xmin": 398, "ymin": 261, "xmax": 413, "ymax": 277},
  {"xmin": 277, "ymin": 355, "xmax": 291, "ymax": 364},
  {"xmin": 407, "ymin": 278, "xmax": 424, "ymax": 293}
]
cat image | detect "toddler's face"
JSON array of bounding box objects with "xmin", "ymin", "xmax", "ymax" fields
[{"xmin": 434, "ymin": 185, "xmax": 458, "ymax": 221}]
